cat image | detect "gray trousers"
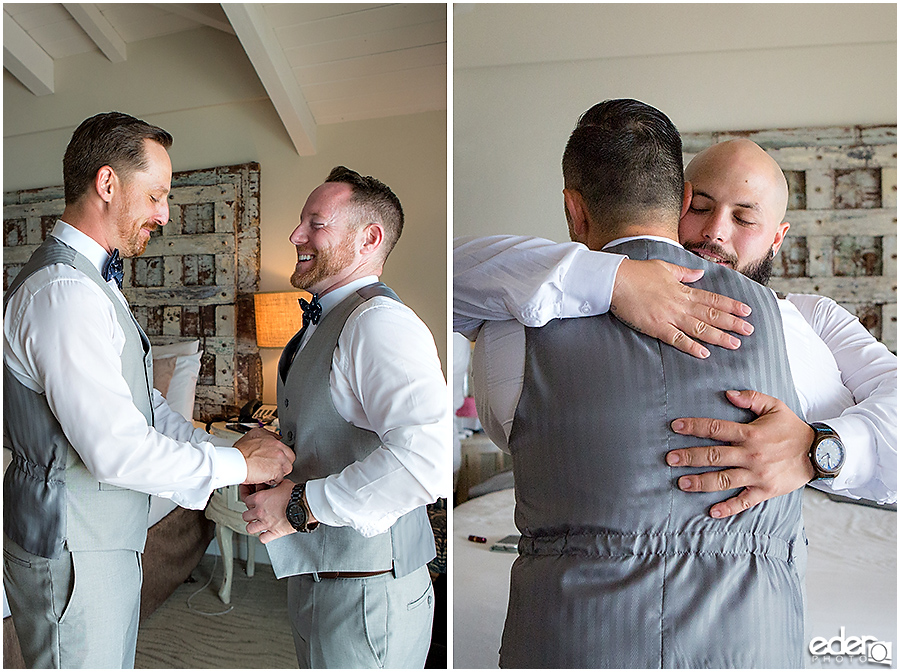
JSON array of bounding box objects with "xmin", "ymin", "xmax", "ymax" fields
[
  {"xmin": 3, "ymin": 534, "xmax": 142, "ymax": 669},
  {"xmin": 287, "ymin": 564, "xmax": 434, "ymax": 668}
]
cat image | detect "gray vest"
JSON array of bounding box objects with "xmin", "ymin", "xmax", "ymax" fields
[
  {"xmin": 500, "ymin": 239, "xmax": 807, "ymax": 668},
  {"xmin": 3, "ymin": 236, "xmax": 153, "ymax": 559},
  {"xmin": 267, "ymin": 282, "xmax": 436, "ymax": 579}
]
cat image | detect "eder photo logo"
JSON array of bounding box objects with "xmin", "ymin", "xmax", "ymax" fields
[{"xmin": 809, "ymin": 627, "xmax": 893, "ymax": 666}]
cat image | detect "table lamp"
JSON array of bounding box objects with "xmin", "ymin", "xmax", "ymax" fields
[{"xmin": 253, "ymin": 291, "xmax": 310, "ymax": 348}]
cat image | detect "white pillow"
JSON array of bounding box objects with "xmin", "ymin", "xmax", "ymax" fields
[
  {"xmin": 162, "ymin": 352, "xmax": 202, "ymax": 420},
  {"xmin": 152, "ymin": 340, "xmax": 202, "ymax": 421}
]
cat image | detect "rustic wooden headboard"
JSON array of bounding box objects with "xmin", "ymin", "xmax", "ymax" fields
[{"xmin": 3, "ymin": 163, "xmax": 262, "ymax": 422}]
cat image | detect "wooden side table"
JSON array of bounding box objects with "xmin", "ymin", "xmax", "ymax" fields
[{"xmin": 204, "ymin": 423, "xmax": 257, "ymax": 604}]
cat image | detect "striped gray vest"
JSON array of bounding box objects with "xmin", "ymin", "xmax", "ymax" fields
[
  {"xmin": 266, "ymin": 282, "xmax": 436, "ymax": 579},
  {"xmin": 500, "ymin": 239, "xmax": 807, "ymax": 668},
  {"xmin": 3, "ymin": 236, "xmax": 153, "ymax": 558}
]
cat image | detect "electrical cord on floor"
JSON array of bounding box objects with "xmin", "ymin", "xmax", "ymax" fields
[{"xmin": 186, "ymin": 554, "xmax": 235, "ymax": 616}]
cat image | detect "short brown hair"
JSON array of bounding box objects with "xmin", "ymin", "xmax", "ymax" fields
[
  {"xmin": 63, "ymin": 112, "xmax": 173, "ymax": 205},
  {"xmin": 325, "ymin": 166, "xmax": 404, "ymax": 258}
]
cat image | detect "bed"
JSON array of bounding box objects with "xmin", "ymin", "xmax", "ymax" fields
[{"xmin": 453, "ymin": 483, "xmax": 897, "ymax": 669}]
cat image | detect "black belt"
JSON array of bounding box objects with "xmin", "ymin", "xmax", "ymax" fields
[{"xmin": 316, "ymin": 569, "xmax": 392, "ymax": 579}]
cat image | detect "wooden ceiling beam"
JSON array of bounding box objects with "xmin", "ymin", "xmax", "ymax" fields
[
  {"xmin": 63, "ymin": 3, "xmax": 127, "ymax": 63},
  {"xmin": 222, "ymin": 3, "xmax": 317, "ymax": 156},
  {"xmin": 3, "ymin": 10, "xmax": 54, "ymax": 95}
]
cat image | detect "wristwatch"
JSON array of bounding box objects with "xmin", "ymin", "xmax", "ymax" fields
[
  {"xmin": 807, "ymin": 422, "xmax": 845, "ymax": 481},
  {"xmin": 285, "ymin": 482, "xmax": 318, "ymax": 533}
]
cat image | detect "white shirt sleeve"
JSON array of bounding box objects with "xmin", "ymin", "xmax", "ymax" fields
[
  {"xmin": 4, "ymin": 267, "xmax": 247, "ymax": 510},
  {"xmin": 788, "ymin": 294, "xmax": 897, "ymax": 504},
  {"xmin": 453, "ymin": 235, "xmax": 624, "ymax": 338},
  {"xmin": 303, "ymin": 298, "xmax": 450, "ymax": 538},
  {"xmin": 471, "ymin": 319, "xmax": 526, "ymax": 452}
]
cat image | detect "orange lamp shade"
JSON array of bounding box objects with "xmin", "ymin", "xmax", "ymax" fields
[{"xmin": 253, "ymin": 291, "xmax": 310, "ymax": 348}]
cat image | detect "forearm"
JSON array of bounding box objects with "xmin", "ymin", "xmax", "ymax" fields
[
  {"xmin": 27, "ymin": 287, "xmax": 245, "ymax": 506},
  {"xmin": 51, "ymin": 389, "xmax": 246, "ymax": 508},
  {"xmin": 306, "ymin": 426, "xmax": 448, "ymax": 538},
  {"xmin": 152, "ymin": 389, "xmax": 237, "ymax": 447},
  {"xmin": 792, "ymin": 294, "xmax": 898, "ymax": 503},
  {"xmin": 453, "ymin": 235, "xmax": 622, "ymax": 336},
  {"xmin": 812, "ymin": 383, "xmax": 897, "ymax": 503}
]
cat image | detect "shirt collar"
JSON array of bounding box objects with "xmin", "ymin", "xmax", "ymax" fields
[
  {"xmin": 602, "ymin": 235, "xmax": 684, "ymax": 251},
  {"xmin": 317, "ymin": 276, "xmax": 380, "ymax": 317},
  {"xmin": 50, "ymin": 220, "xmax": 113, "ymax": 275}
]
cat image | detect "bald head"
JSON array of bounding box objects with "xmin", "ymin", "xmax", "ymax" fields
[
  {"xmin": 686, "ymin": 139, "xmax": 789, "ymax": 224},
  {"xmin": 679, "ymin": 139, "xmax": 792, "ymax": 286}
]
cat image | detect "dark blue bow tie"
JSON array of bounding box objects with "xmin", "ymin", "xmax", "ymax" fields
[
  {"xmin": 104, "ymin": 249, "xmax": 124, "ymax": 289},
  {"xmin": 298, "ymin": 293, "xmax": 322, "ymax": 328}
]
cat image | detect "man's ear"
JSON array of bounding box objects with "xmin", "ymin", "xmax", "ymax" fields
[
  {"xmin": 681, "ymin": 181, "xmax": 693, "ymax": 220},
  {"xmin": 95, "ymin": 165, "xmax": 118, "ymax": 204},
  {"xmin": 359, "ymin": 222, "xmax": 384, "ymax": 256},
  {"xmin": 771, "ymin": 221, "xmax": 790, "ymax": 256},
  {"xmin": 563, "ymin": 188, "xmax": 589, "ymax": 242}
]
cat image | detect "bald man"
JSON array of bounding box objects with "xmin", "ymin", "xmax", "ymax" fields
[
  {"xmin": 681, "ymin": 139, "xmax": 790, "ymax": 285},
  {"xmin": 454, "ymin": 138, "xmax": 896, "ymax": 514}
]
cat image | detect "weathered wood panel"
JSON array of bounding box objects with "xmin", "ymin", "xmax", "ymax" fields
[
  {"xmin": 684, "ymin": 127, "xmax": 897, "ymax": 351},
  {"xmin": 3, "ymin": 163, "xmax": 262, "ymax": 422}
]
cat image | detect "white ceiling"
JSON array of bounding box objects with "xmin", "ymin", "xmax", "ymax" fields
[{"xmin": 3, "ymin": 3, "xmax": 447, "ymax": 155}]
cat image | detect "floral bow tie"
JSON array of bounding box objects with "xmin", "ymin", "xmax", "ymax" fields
[
  {"xmin": 298, "ymin": 293, "xmax": 322, "ymax": 328},
  {"xmin": 104, "ymin": 249, "xmax": 124, "ymax": 289}
]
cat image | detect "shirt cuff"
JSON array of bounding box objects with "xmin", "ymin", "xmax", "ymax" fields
[
  {"xmin": 818, "ymin": 416, "xmax": 876, "ymax": 492},
  {"xmin": 303, "ymin": 478, "xmax": 344, "ymax": 528},
  {"xmin": 211, "ymin": 446, "xmax": 249, "ymax": 490},
  {"xmin": 558, "ymin": 250, "xmax": 626, "ymax": 318}
]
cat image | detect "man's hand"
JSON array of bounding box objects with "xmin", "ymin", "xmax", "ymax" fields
[
  {"xmin": 240, "ymin": 479, "xmax": 297, "ymax": 544},
  {"xmin": 611, "ymin": 258, "xmax": 755, "ymax": 359},
  {"xmin": 666, "ymin": 389, "xmax": 816, "ymax": 518},
  {"xmin": 234, "ymin": 428, "xmax": 295, "ymax": 486}
]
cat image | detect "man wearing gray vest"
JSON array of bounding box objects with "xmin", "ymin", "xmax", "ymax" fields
[
  {"xmin": 3, "ymin": 112, "xmax": 295, "ymax": 669},
  {"xmin": 473, "ymin": 100, "xmax": 807, "ymax": 667},
  {"xmin": 454, "ymin": 139, "xmax": 896, "ymax": 512},
  {"xmin": 240, "ymin": 167, "xmax": 448, "ymax": 668}
]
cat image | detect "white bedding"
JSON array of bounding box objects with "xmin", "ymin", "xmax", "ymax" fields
[{"xmin": 452, "ymin": 487, "xmax": 897, "ymax": 668}]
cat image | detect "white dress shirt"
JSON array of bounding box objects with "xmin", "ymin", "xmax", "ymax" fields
[
  {"xmin": 295, "ymin": 276, "xmax": 450, "ymax": 538},
  {"xmin": 4, "ymin": 221, "xmax": 247, "ymax": 510},
  {"xmin": 455, "ymin": 235, "xmax": 897, "ymax": 504}
]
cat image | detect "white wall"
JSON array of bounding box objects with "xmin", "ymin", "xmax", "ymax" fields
[
  {"xmin": 453, "ymin": 3, "xmax": 897, "ymax": 240},
  {"xmin": 3, "ymin": 27, "xmax": 448, "ymax": 401}
]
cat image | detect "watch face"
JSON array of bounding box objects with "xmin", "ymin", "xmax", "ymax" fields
[
  {"xmin": 286, "ymin": 500, "xmax": 305, "ymax": 529},
  {"xmin": 815, "ymin": 437, "xmax": 844, "ymax": 471}
]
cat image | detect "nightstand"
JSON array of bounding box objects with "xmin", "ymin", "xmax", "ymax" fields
[
  {"xmin": 456, "ymin": 433, "xmax": 513, "ymax": 504},
  {"xmin": 204, "ymin": 422, "xmax": 258, "ymax": 604}
]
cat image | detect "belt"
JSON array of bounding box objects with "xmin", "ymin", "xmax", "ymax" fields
[{"xmin": 316, "ymin": 569, "xmax": 392, "ymax": 579}]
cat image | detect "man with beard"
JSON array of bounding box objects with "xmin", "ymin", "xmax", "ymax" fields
[
  {"xmin": 461, "ymin": 98, "xmax": 811, "ymax": 667},
  {"xmin": 454, "ymin": 137, "xmax": 896, "ymax": 514},
  {"xmin": 240, "ymin": 167, "xmax": 448, "ymax": 668},
  {"xmin": 3, "ymin": 112, "xmax": 295, "ymax": 669}
]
